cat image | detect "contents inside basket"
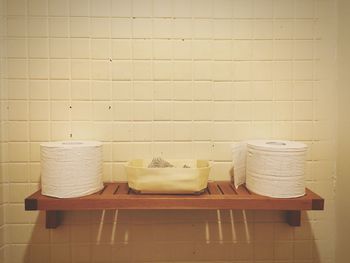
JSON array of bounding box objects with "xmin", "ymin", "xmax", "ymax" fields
[{"xmin": 125, "ymin": 159, "xmax": 211, "ymax": 194}]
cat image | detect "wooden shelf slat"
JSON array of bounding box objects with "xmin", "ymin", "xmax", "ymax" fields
[
  {"xmin": 216, "ymin": 182, "xmax": 237, "ymax": 195},
  {"xmin": 24, "ymin": 181, "xmax": 324, "ymax": 229}
]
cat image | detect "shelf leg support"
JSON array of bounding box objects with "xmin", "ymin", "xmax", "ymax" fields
[
  {"xmin": 46, "ymin": 211, "xmax": 62, "ymax": 229},
  {"xmin": 286, "ymin": 210, "xmax": 301, "ymax": 227}
]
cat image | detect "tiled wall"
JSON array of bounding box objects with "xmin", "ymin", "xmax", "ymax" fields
[
  {"xmin": 0, "ymin": 0, "xmax": 7, "ymax": 261},
  {"xmin": 336, "ymin": 0, "xmax": 350, "ymax": 261},
  {"xmin": 2, "ymin": 0, "xmax": 337, "ymax": 262}
]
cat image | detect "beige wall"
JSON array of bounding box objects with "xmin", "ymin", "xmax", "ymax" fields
[
  {"xmin": 1, "ymin": 0, "xmax": 338, "ymax": 262},
  {"xmin": 0, "ymin": 0, "xmax": 7, "ymax": 261},
  {"xmin": 336, "ymin": 0, "xmax": 350, "ymax": 262}
]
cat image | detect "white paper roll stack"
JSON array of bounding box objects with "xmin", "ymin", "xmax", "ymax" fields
[
  {"xmin": 40, "ymin": 141, "xmax": 104, "ymax": 198},
  {"xmin": 232, "ymin": 140, "xmax": 307, "ymax": 198}
]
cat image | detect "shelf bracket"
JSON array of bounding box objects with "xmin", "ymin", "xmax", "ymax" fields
[
  {"xmin": 286, "ymin": 210, "xmax": 301, "ymax": 226},
  {"xmin": 46, "ymin": 211, "xmax": 62, "ymax": 229}
]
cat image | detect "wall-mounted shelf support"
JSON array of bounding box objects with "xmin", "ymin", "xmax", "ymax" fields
[{"xmin": 25, "ymin": 181, "xmax": 324, "ymax": 229}]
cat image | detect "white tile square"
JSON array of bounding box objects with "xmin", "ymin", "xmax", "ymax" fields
[
  {"xmin": 193, "ymin": 122, "xmax": 213, "ymax": 141},
  {"xmin": 90, "ymin": 0, "xmax": 111, "ymax": 16},
  {"xmin": 49, "ymin": 39, "xmax": 70, "ymax": 58},
  {"xmin": 112, "ymin": 18, "xmax": 132, "ymax": 38},
  {"xmin": 173, "ymin": 81, "xmax": 192, "ymax": 100},
  {"xmin": 172, "ymin": 39, "xmax": 191, "ymax": 60},
  {"xmin": 154, "ymin": 40, "xmax": 173, "ymax": 59},
  {"xmin": 49, "ymin": 17, "xmax": 69, "ymax": 37},
  {"xmin": 29, "ymin": 80, "xmax": 49, "ymax": 100},
  {"xmin": 193, "ymin": 40, "xmax": 212, "ymax": 60},
  {"xmin": 112, "ymin": 61, "xmax": 132, "ymax": 80},
  {"xmin": 50, "ymin": 80, "xmax": 70, "ymax": 100},
  {"xmin": 172, "ymin": 122, "xmax": 193, "ymax": 141},
  {"xmin": 193, "ymin": 61, "xmax": 212, "ymax": 80},
  {"xmin": 154, "ymin": 102, "xmax": 172, "ymax": 121},
  {"xmin": 234, "ymin": 81, "xmax": 252, "ymax": 101},
  {"xmin": 133, "ymin": 101, "xmax": 153, "ymax": 120},
  {"xmin": 213, "ymin": 19, "xmax": 232, "ymax": 39},
  {"xmin": 233, "ymin": 0, "xmax": 253, "ymax": 18},
  {"xmin": 71, "ymin": 102, "xmax": 93, "ymax": 121},
  {"xmin": 30, "ymin": 101, "xmax": 50, "ymax": 120},
  {"xmin": 212, "ymin": 61, "xmax": 233, "ymax": 81},
  {"xmin": 213, "ymin": 102, "xmax": 234, "ymax": 120},
  {"xmin": 28, "ymin": 38, "xmax": 49, "ymax": 59},
  {"xmin": 153, "ymin": 0, "xmax": 173, "ymax": 17},
  {"xmin": 93, "ymin": 102, "xmax": 113, "ymax": 121},
  {"xmin": 253, "ymin": 20, "xmax": 273, "ymax": 39},
  {"xmin": 91, "ymin": 18, "xmax": 111, "ymax": 38},
  {"xmin": 70, "ymin": 17, "xmax": 90, "ymax": 38},
  {"xmin": 7, "ymin": 0, "xmax": 27, "ymax": 15},
  {"xmin": 91, "ymin": 39, "xmax": 111, "ymax": 59},
  {"xmin": 173, "ymin": 61, "xmax": 192, "ymax": 80},
  {"xmin": 133, "ymin": 81, "xmax": 153, "ymax": 100},
  {"xmin": 70, "ymin": 0, "xmax": 90, "ymax": 16},
  {"xmin": 252, "ymin": 40, "xmax": 273, "ymax": 60},
  {"xmin": 193, "ymin": 81, "xmax": 212, "ymax": 101},
  {"xmin": 50, "ymin": 59, "xmax": 70, "ymax": 79},
  {"xmin": 153, "ymin": 122, "xmax": 172, "ymax": 141},
  {"xmin": 113, "ymin": 122, "xmax": 133, "ymax": 142},
  {"xmin": 192, "ymin": 0, "xmax": 212, "ymax": 18},
  {"xmin": 28, "ymin": 59, "xmax": 49, "ymax": 79},
  {"xmin": 173, "ymin": 19, "xmax": 192, "ymax": 39},
  {"xmin": 112, "ymin": 0, "xmax": 132, "ymax": 17},
  {"xmin": 112, "ymin": 40, "xmax": 132, "ymax": 59},
  {"xmin": 133, "ymin": 0, "xmax": 153, "ymax": 17},
  {"xmin": 213, "ymin": 0, "xmax": 233, "ymax": 18},
  {"xmin": 133, "ymin": 40, "xmax": 153, "ymax": 59},
  {"xmin": 173, "ymin": 0, "xmax": 192, "ymax": 17},
  {"xmin": 113, "ymin": 101, "xmax": 133, "ymax": 121},
  {"xmin": 253, "ymin": 0, "xmax": 273, "ymax": 18},
  {"xmin": 233, "ymin": 40, "xmax": 252, "ymax": 60},
  {"xmin": 71, "ymin": 38, "xmax": 90, "ymax": 59},
  {"xmin": 91, "ymin": 60, "xmax": 110, "ymax": 80},
  {"xmin": 9, "ymin": 122, "xmax": 29, "ymax": 142},
  {"xmin": 28, "ymin": 17, "xmax": 48, "ymax": 37},
  {"xmin": 133, "ymin": 122, "xmax": 152, "ymax": 141},
  {"xmin": 49, "ymin": 0, "xmax": 69, "ymax": 16},
  {"xmin": 173, "ymin": 102, "xmax": 193, "ymax": 120},
  {"xmin": 8, "ymin": 59, "xmax": 28, "ymax": 79},
  {"xmin": 71, "ymin": 80, "xmax": 91, "ymax": 100},
  {"xmin": 252, "ymin": 81, "xmax": 273, "ymax": 101},
  {"xmin": 193, "ymin": 19, "xmax": 212, "ymax": 39},
  {"xmin": 30, "ymin": 122, "xmax": 50, "ymax": 141},
  {"xmin": 213, "ymin": 122, "xmax": 234, "ymax": 141},
  {"xmin": 213, "ymin": 82, "xmax": 233, "ymax": 101},
  {"xmin": 7, "ymin": 38, "xmax": 27, "ymax": 58},
  {"xmin": 51, "ymin": 101, "xmax": 70, "ymax": 121},
  {"xmin": 235, "ymin": 102, "xmax": 252, "ymax": 120},
  {"xmin": 153, "ymin": 18, "xmax": 173, "ymax": 39},
  {"xmin": 233, "ymin": 20, "xmax": 253, "ymax": 39},
  {"xmin": 28, "ymin": 0, "xmax": 48, "ymax": 16},
  {"xmin": 112, "ymin": 81, "xmax": 133, "ymax": 100},
  {"xmin": 71, "ymin": 60, "xmax": 91, "ymax": 80},
  {"xmin": 7, "ymin": 17, "xmax": 27, "ymax": 37},
  {"xmin": 194, "ymin": 101, "xmax": 213, "ymax": 121},
  {"xmin": 213, "ymin": 40, "xmax": 232, "ymax": 60},
  {"xmin": 153, "ymin": 61, "xmax": 172, "ymax": 80},
  {"xmin": 8, "ymin": 80, "xmax": 28, "ymax": 100}
]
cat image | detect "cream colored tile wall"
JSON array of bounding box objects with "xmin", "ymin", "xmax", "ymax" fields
[
  {"xmin": 0, "ymin": 0, "xmax": 7, "ymax": 261},
  {"xmin": 336, "ymin": 0, "xmax": 350, "ymax": 262},
  {"xmin": 3, "ymin": 0, "xmax": 337, "ymax": 262}
]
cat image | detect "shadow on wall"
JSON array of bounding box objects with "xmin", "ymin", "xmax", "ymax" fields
[{"xmin": 18, "ymin": 209, "xmax": 319, "ymax": 263}]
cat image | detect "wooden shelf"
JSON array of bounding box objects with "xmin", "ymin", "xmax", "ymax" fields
[{"xmin": 25, "ymin": 181, "xmax": 324, "ymax": 229}]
